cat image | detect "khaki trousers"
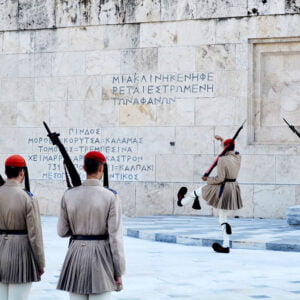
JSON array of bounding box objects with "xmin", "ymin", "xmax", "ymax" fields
[
  {"xmin": 0, "ymin": 282, "xmax": 32, "ymax": 300},
  {"xmin": 70, "ymin": 292, "xmax": 111, "ymax": 300}
]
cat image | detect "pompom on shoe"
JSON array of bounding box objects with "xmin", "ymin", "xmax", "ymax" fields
[{"xmin": 212, "ymin": 242, "xmax": 230, "ymax": 253}]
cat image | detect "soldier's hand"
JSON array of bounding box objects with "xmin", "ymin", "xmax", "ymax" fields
[
  {"xmin": 115, "ymin": 276, "xmax": 123, "ymax": 291},
  {"xmin": 202, "ymin": 176, "xmax": 208, "ymax": 181},
  {"xmin": 214, "ymin": 135, "xmax": 223, "ymax": 141}
]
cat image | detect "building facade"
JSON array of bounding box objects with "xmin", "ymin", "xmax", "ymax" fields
[{"xmin": 0, "ymin": 0, "xmax": 300, "ymax": 218}]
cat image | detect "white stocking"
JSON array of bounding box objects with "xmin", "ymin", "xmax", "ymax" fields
[
  {"xmin": 0, "ymin": 283, "xmax": 8, "ymax": 300},
  {"xmin": 70, "ymin": 292, "xmax": 112, "ymax": 300},
  {"xmin": 218, "ymin": 209, "xmax": 230, "ymax": 248},
  {"xmin": 181, "ymin": 186, "xmax": 202, "ymax": 206},
  {"xmin": 89, "ymin": 292, "xmax": 112, "ymax": 300},
  {"xmin": 70, "ymin": 293, "xmax": 87, "ymax": 300},
  {"xmin": 7, "ymin": 283, "xmax": 32, "ymax": 300}
]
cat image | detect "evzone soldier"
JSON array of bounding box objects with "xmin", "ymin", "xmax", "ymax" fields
[
  {"xmin": 178, "ymin": 136, "xmax": 243, "ymax": 253},
  {"xmin": 57, "ymin": 151, "xmax": 125, "ymax": 300},
  {"xmin": 0, "ymin": 155, "xmax": 45, "ymax": 300}
]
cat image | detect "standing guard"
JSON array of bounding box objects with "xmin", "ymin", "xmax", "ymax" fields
[
  {"xmin": 0, "ymin": 155, "xmax": 45, "ymax": 300},
  {"xmin": 178, "ymin": 136, "xmax": 243, "ymax": 253},
  {"xmin": 57, "ymin": 151, "xmax": 125, "ymax": 300}
]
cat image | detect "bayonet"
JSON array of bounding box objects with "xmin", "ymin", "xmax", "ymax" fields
[{"xmin": 283, "ymin": 118, "xmax": 300, "ymax": 139}]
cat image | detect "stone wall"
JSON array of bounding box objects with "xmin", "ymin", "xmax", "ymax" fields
[{"xmin": 0, "ymin": 0, "xmax": 300, "ymax": 218}]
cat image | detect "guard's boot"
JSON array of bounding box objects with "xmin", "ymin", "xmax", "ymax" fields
[{"xmin": 212, "ymin": 242, "xmax": 230, "ymax": 253}]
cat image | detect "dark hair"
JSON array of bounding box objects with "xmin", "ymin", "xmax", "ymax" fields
[
  {"xmin": 5, "ymin": 166, "xmax": 24, "ymax": 178},
  {"xmin": 226, "ymin": 143, "xmax": 235, "ymax": 151},
  {"xmin": 84, "ymin": 158, "xmax": 103, "ymax": 174}
]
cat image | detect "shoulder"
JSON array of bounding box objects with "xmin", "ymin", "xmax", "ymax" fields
[
  {"xmin": 99, "ymin": 187, "xmax": 118, "ymax": 200},
  {"xmin": 25, "ymin": 190, "xmax": 34, "ymax": 197},
  {"xmin": 105, "ymin": 187, "xmax": 118, "ymax": 196},
  {"xmin": 63, "ymin": 185, "xmax": 82, "ymax": 196},
  {"xmin": 234, "ymin": 151, "xmax": 241, "ymax": 160},
  {"xmin": 218, "ymin": 156, "xmax": 227, "ymax": 164}
]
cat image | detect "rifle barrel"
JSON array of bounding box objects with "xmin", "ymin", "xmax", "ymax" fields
[
  {"xmin": 43, "ymin": 121, "xmax": 51, "ymax": 135},
  {"xmin": 283, "ymin": 118, "xmax": 290, "ymax": 126},
  {"xmin": 283, "ymin": 118, "xmax": 300, "ymax": 138}
]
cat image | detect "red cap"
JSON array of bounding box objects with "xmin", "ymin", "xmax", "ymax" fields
[
  {"xmin": 5, "ymin": 155, "xmax": 27, "ymax": 167},
  {"xmin": 224, "ymin": 138, "xmax": 235, "ymax": 146},
  {"xmin": 84, "ymin": 151, "xmax": 106, "ymax": 163}
]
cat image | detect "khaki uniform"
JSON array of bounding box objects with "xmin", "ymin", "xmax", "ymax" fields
[
  {"xmin": 202, "ymin": 151, "xmax": 243, "ymax": 210},
  {"xmin": 57, "ymin": 179, "xmax": 125, "ymax": 295},
  {"xmin": 0, "ymin": 180, "xmax": 45, "ymax": 283}
]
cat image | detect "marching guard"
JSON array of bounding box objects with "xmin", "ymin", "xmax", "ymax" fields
[
  {"xmin": 0, "ymin": 155, "xmax": 45, "ymax": 300},
  {"xmin": 178, "ymin": 135, "xmax": 243, "ymax": 253},
  {"xmin": 57, "ymin": 151, "xmax": 125, "ymax": 300}
]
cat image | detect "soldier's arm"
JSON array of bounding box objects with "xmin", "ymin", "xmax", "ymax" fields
[
  {"xmin": 57, "ymin": 195, "xmax": 72, "ymax": 237},
  {"xmin": 207, "ymin": 157, "xmax": 226, "ymax": 185},
  {"xmin": 108, "ymin": 194, "xmax": 126, "ymax": 278},
  {"xmin": 26, "ymin": 195, "xmax": 45, "ymax": 272}
]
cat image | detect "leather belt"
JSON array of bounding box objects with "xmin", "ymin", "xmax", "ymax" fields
[
  {"xmin": 0, "ymin": 229, "xmax": 28, "ymax": 235},
  {"xmin": 218, "ymin": 179, "xmax": 237, "ymax": 197},
  {"xmin": 71, "ymin": 234, "xmax": 109, "ymax": 241},
  {"xmin": 224, "ymin": 178, "xmax": 236, "ymax": 182}
]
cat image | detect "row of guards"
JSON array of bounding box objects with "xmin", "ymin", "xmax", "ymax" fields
[{"xmin": 0, "ymin": 118, "xmax": 298, "ymax": 299}]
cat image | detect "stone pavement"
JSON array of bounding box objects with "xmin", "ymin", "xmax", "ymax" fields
[
  {"xmin": 124, "ymin": 215, "xmax": 300, "ymax": 252},
  {"xmin": 30, "ymin": 216, "xmax": 300, "ymax": 300}
]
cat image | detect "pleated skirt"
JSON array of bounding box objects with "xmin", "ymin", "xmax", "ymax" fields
[
  {"xmin": 0, "ymin": 235, "xmax": 40, "ymax": 283},
  {"xmin": 202, "ymin": 182, "xmax": 243, "ymax": 210},
  {"xmin": 57, "ymin": 239, "xmax": 116, "ymax": 295}
]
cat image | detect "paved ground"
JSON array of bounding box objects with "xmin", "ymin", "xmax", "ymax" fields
[
  {"xmin": 30, "ymin": 216, "xmax": 300, "ymax": 300},
  {"xmin": 124, "ymin": 215, "xmax": 300, "ymax": 252}
]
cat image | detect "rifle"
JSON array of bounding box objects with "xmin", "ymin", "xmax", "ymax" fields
[
  {"xmin": 203, "ymin": 120, "xmax": 246, "ymax": 177},
  {"xmin": 43, "ymin": 122, "xmax": 111, "ymax": 189},
  {"xmin": 43, "ymin": 122, "xmax": 82, "ymax": 188},
  {"xmin": 283, "ymin": 118, "xmax": 300, "ymax": 139}
]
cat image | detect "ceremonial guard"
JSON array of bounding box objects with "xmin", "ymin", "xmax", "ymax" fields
[
  {"xmin": 57, "ymin": 151, "xmax": 125, "ymax": 300},
  {"xmin": 0, "ymin": 155, "xmax": 45, "ymax": 300},
  {"xmin": 178, "ymin": 136, "xmax": 243, "ymax": 253}
]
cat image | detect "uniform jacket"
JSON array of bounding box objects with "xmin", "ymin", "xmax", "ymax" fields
[
  {"xmin": 57, "ymin": 179, "xmax": 125, "ymax": 282},
  {"xmin": 0, "ymin": 180, "xmax": 45, "ymax": 272}
]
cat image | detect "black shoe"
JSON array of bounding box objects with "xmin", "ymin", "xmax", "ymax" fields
[
  {"xmin": 177, "ymin": 187, "xmax": 188, "ymax": 207},
  {"xmin": 212, "ymin": 242, "xmax": 230, "ymax": 253}
]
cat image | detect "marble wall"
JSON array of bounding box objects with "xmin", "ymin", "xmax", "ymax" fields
[{"xmin": 0, "ymin": 0, "xmax": 300, "ymax": 218}]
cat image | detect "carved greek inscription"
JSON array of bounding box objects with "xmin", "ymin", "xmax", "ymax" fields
[
  {"xmin": 103, "ymin": 72, "xmax": 215, "ymax": 105},
  {"xmin": 27, "ymin": 128, "xmax": 154, "ymax": 182}
]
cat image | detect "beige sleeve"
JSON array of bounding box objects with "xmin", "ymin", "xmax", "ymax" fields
[
  {"xmin": 26, "ymin": 196, "xmax": 45, "ymax": 271},
  {"xmin": 108, "ymin": 194, "xmax": 126, "ymax": 277},
  {"xmin": 57, "ymin": 195, "xmax": 72, "ymax": 237},
  {"xmin": 207, "ymin": 157, "xmax": 226, "ymax": 185}
]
